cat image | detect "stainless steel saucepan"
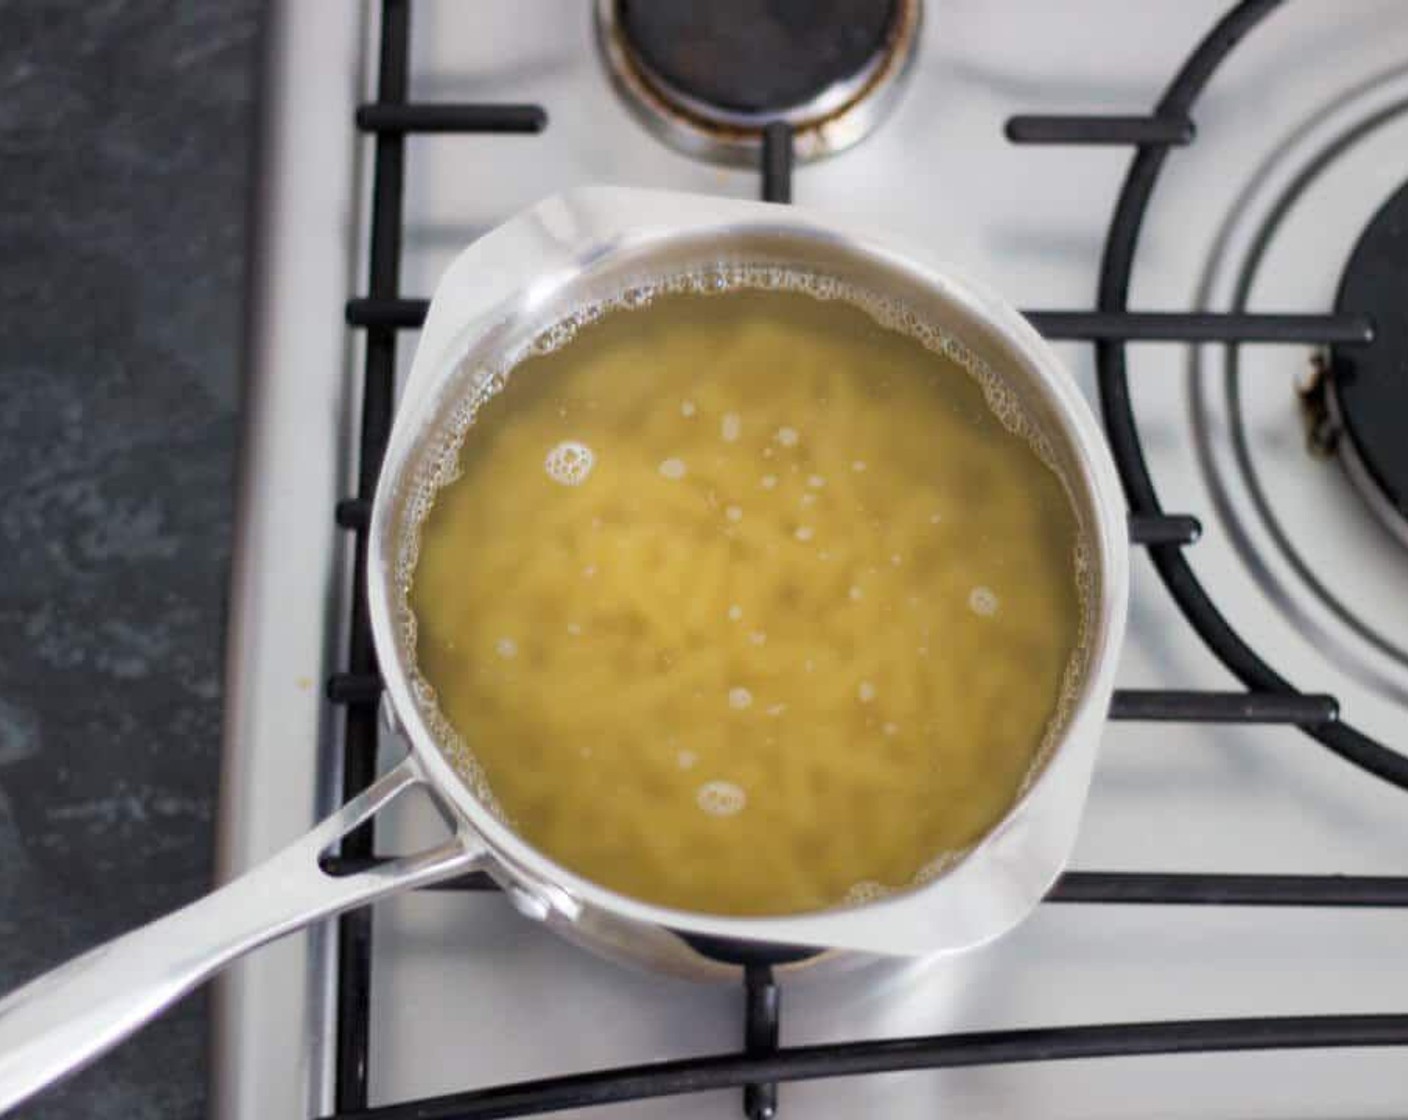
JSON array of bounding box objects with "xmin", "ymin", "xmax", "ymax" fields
[{"xmin": 0, "ymin": 188, "xmax": 1128, "ymax": 1114}]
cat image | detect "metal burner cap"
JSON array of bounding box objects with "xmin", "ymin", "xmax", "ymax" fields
[
  {"xmin": 1328, "ymin": 178, "xmax": 1408, "ymax": 546},
  {"xmin": 595, "ymin": 0, "xmax": 921, "ymax": 166}
]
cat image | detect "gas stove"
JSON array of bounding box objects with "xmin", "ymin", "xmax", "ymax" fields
[{"xmin": 216, "ymin": 2, "xmax": 1408, "ymax": 1117}]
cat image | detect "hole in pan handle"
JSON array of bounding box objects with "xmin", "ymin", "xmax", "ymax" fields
[{"xmin": 0, "ymin": 755, "xmax": 487, "ymax": 1116}]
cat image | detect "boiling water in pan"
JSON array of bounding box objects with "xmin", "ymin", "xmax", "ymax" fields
[{"xmin": 404, "ymin": 273, "xmax": 1089, "ymax": 916}]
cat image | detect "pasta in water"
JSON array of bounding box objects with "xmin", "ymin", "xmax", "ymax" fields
[{"xmin": 406, "ymin": 276, "xmax": 1088, "ymax": 917}]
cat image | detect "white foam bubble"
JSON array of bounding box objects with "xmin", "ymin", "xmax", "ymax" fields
[
  {"xmin": 844, "ymin": 880, "xmax": 888, "ymax": 905},
  {"xmin": 728, "ymin": 604, "xmax": 743, "ymax": 622},
  {"xmin": 721, "ymin": 412, "xmax": 742, "ymax": 442},
  {"xmin": 807, "ymin": 474, "xmax": 825, "ymax": 489},
  {"xmin": 725, "ymin": 504, "xmax": 743, "ymax": 523},
  {"xmin": 776, "ymin": 426, "xmax": 799, "ymax": 447},
  {"xmin": 566, "ymin": 622, "xmax": 582, "ymax": 636},
  {"xmin": 766, "ymin": 702, "xmax": 787, "ymax": 716},
  {"xmin": 858, "ymin": 680, "xmax": 877, "ymax": 703},
  {"xmin": 794, "ymin": 526, "xmax": 814, "ymax": 542},
  {"xmin": 658, "ymin": 457, "xmax": 687, "ymax": 480},
  {"xmin": 680, "ymin": 399, "xmax": 696, "ymax": 417},
  {"xmin": 696, "ymin": 780, "xmax": 746, "ymax": 817},
  {"xmin": 799, "ymin": 493, "xmax": 816, "ymax": 508},
  {"xmin": 883, "ymin": 722, "xmax": 899, "ymax": 736},
  {"xmin": 495, "ymin": 637, "xmax": 518, "ymax": 660},
  {"xmin": 728, "ymin": 686, "xmax": 753, "ymax": 710},
  {"xmin": 677, "ymin": 749, "xmax": 698, "ymax": 770},
  {"xmin": 749, "ymin": 630, "xmax": 767, "ymax": 646},
  {"xmin": 890, "ymin": 553, "xmax": 903, "ymax": 566},
  {"xmin": 760, "ymin": 474, "xmax": 778, "ymax": 489},
  {"xmin": 582, "ymin": 564, "xmax": 596, "ymax": 578},
  {"xmin": 543, "ymin": 440, "xmax": 594, "ymax": 486},
  {"xmin": 851, "ymin": 460, "xmax": 867, "ymax": 472},
  {"xmin": 968, "ymin": 586, "xmax": 999, "ymax": 617},
  {"xmin": 849, "ymin": 585, "xmax": 864, "ymax": 602}
]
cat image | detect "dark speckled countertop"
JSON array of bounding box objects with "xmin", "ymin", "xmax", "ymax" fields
[{"xmin": 0, "ymin": 2, "xmax": 262, "ymax": 1116}]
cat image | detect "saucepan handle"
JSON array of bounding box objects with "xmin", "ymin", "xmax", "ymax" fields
[{"xmin": 0, "ymin": 755, "xmax": 487, "ymax": 1115}]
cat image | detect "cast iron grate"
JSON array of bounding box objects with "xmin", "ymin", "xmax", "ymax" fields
[{"xmin": 322, "ymin": 1, "xmax": 1408, "ymax": 1117}]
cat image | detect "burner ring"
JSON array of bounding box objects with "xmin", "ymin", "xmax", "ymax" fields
[
  {"xmin": 1328, "ymin": 178, "xmax": 1408, "ymax": 548},
  {"xmin": 595, "ymin": 0, "xmax": 922, "ymax": 166},
  {"xmin": 1187, "ymin": 68, "xmax": 1408, "ymax": 712}
]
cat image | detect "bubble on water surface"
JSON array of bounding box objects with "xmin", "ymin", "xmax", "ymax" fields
[
  {"xmin": 844, "ymin": 880, "xmax": 888, "ymax": 905},
  {"xmin": 696, "ymin": 780, "xmax": 746, "ymax": 817},
  {"xmin": 968, "ymin": 586, "xmax": 999, "ymax": 616},
  {"xmin": 544, "ymin": 440, "xmax": 594, "ymax": 486}
]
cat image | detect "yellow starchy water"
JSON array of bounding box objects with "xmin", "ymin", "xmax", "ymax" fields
[{"xmin": 409, "ymin": 282, "xmax": 1086, "ymax": 917}]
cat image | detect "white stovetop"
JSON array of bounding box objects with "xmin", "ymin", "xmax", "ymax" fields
[{"xmin": 217, "ymin": 3, "xmax": 1408, "ymax": 1118}]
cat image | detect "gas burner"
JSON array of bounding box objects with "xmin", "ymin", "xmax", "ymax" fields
[
  {"xmin": 594, "ymin": 0, "xmax": 921, "ymax": 166},
  {"xmin": 1325, "ymin": 178, "xmax": 1408, "ymax": 547},
  {"xmin": 1190, "ymin": 65, "xmax": 1408, "ymax": 715}
]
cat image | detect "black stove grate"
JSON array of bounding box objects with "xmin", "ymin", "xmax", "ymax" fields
[{"xmin": 323, "ymin": 1, "xmax": 1408, "ymax": 1116}]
